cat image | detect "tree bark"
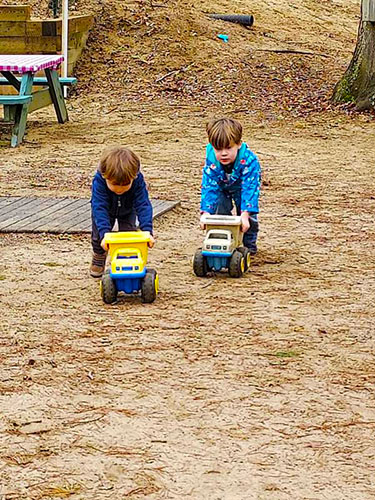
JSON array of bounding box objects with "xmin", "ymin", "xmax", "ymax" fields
[{"xmin": 332, "ymin": 19, "xmax": 375, "ymax": 110}]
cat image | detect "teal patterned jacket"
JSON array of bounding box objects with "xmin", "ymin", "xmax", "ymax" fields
[{"xmin": 200, "ymin": 142, "xmax": 261, "ymax": 214}]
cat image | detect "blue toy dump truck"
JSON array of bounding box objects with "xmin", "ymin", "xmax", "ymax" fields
[{"xmin": 193, "ymin": 215, "xmax": 251, "ymax": 278}]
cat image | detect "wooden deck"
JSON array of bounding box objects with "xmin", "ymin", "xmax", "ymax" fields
[{"xmin": 0, "ymin": 197, "xmax": 180, "ymax": 233}]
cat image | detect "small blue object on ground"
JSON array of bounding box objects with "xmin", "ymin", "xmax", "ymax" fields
[{"xmin": 217, "ymin": 34, "xmax": 229, "ymax": 42}]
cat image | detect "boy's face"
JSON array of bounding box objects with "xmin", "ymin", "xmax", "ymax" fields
[
  {"xmin": 105, "ymin": 179, "xmax": 133, "ymax": 195},
  {"xmin": 213, "ymin": 142, "xmax": 241, "ymax": 165}
]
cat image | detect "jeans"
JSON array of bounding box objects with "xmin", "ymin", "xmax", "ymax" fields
[
  {"xmin": 216, "ymin": 183, "xmax": 259, "ymax": 252},
  {"xmin": 91, "ymin": 211, "xmax": 137, "ymax": 255}
]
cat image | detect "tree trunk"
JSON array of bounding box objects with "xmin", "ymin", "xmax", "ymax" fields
[{"xmin": 332, "ymin": 19, "xmax": 375, "ymax": 111}]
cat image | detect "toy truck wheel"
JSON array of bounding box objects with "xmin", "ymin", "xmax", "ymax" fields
[
  {"xmin": 229, "ymin": 250, "xmax": 245, "ymax": 278},
  {"xmin": 141, "ymin": 269, "xmax": 158, "ymax": 303},
  {"xmin": 193, "ymin": 249, "xmax": 208, "ymax": 277},
  {"xmin": 238, "ymin": 246, "xmax": 251, "ymax": 271},
  {"xmin": 101, "ymin": 274, "xmax": 117, "ymax": 304}
]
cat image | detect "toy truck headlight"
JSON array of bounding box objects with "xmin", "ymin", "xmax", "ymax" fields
[
  {"xmin": 206, "ymin": 245, "xmax": 210, "ymax": 249},
  {"xmin": 223, "ymin": 246, "xmax": 227, "ymax": 250}
]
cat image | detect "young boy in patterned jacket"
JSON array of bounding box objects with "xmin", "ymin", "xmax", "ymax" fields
[
  {"xmin": 200, "ymin": 118, "xmax": 261, "ymax": 254},
  {"xmin": 90, "ymin": 146, "xmax": 155, "ymax": 278}
]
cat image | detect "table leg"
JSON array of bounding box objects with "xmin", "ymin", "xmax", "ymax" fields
[
  {"xmin": 45, "ymin": 68, "xmax": 68, "ymax": 124},
  {"xmin": 1, "ymin": 71, "xmax": 21, "ymax": 91},
  {"xmin": 4, "ymin": 105, "xmax": 16, "ymax": 122},
  {"xmin": 11, "ymin": 72, "xmax": 34, "ymax": 148}
]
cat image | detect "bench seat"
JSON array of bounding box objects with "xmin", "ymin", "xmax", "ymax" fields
[
  {"xmin": 0, "ymin": 95, "xmax": 32, "ymax": 105},
  {"xmin": 0, "ymin": 76, "xmax": 77, "ymax": 86}
]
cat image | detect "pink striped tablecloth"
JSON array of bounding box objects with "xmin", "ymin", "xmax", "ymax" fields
[{"xmin": 0, "ymin": 55, "xmax": 64, "ymax": 73}]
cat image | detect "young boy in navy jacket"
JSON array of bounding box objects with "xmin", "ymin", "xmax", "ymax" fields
[
  {"xmin": 90, "ymin": 146, "xmax": 154, "ymax": 278},
  {"xmin": 200, "ymin": 118, "xmax": 261, "ymax": 254}
]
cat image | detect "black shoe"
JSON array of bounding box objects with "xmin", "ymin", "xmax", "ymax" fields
[{"xmin": 247, "ymin": 245, "xmax": 257, "ymax": 256}]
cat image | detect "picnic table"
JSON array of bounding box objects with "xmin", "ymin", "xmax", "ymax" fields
[{"xmin": 0, "ymin": 54, "xmax": 76, "ymax": 147}]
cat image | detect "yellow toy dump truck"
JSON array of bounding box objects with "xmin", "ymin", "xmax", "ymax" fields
[
  {"xmin": 100, "ymin": 231, "xmax": 158, "ymax": 304},
  {"xmin": 193, "ymin": 214, "xmax": 251, "ymax": 278}
]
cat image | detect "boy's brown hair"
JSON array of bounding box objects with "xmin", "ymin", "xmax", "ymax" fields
[
  {"xmin": 206, "ymin": 118, "xmax": 243, "ymax": 150},
  {"xmin": 99, "ymin": 146, "xmax": 140, "ymax": 185}
]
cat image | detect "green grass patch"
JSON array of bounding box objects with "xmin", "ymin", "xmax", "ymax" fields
[{"xmin": 275, "ymin": 350, "xmax": 299, "ymax": 358}]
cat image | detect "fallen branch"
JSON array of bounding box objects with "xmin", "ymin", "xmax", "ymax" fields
[
  {"xmin": 302, "ymin": 420, "xmax": 375, "ymax": 431},
  {"xmin": 64, "ymin": 414, "xmax": 105, "ymax": 427},
  {"xmin": 255, "ymin": 48, "xmax": 329, "ymax": 58},
  {"xmin": 155, "ymin": 64, "xmax": 194, "ymax": 83}
]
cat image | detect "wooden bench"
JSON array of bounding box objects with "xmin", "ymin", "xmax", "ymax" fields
[
  {"xmin": 0, "ymin": 94, "xmax": 32, "ymax": 105},
  {"xmin": 0, "ymin": 76, "xmax": 77, "ymax": 87}
]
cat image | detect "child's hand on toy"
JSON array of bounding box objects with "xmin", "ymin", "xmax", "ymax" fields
[
  {"xmin": 101, "ymin": 238, "xmax": 108, "ymax": 251},
  {"xmin": 240, "ymin": 212, "xmax": 250, "ymax": 233},
  {"xmin": 200, "ymin": 212, "xmax": 210, "ymax": 230},
  {"xmin": 148, "ymin": 234, "xmax": 155, "ymax": 248}
]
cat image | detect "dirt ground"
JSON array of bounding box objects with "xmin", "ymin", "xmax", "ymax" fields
[{"xmin": 1, "ymin": 0, "xmax": 375, "ymax": 499}]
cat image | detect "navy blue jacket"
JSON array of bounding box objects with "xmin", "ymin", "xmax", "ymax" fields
[{"xmin": 91, "ymin": 170, "xmax": 153, "ymax": 240}]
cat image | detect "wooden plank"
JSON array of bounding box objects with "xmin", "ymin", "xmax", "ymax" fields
[
  {"xmin": 25, "ymin": 21, "xmax": 42, "ymax": 37},
  {"xmin": 12, "ymin": 198, "xmax": 72, "ymax": 231},
  {"xmin": 1, "ymin": 71, "xmax": 21, "ymax": 91},
  {"xmin": 45, "ymin": 68, "xmax": 68, "ymax": 124},
  {"xmin": 53, "ymin": 15, "xmax": 94, "ymax": 36},
  {"xmin": 24, "ymin": 198, "xmax": 85, "ymax": 232},
  {"xmin": 0, "ymin": 95, "xmax": 32, "ymax": 105},
  {"xmin": 151, "ymin": 199, "xmax": 161, "ymax": 208},
  {"xmin": 0, "ymin": 196, "xmax": 21, "ymax": 209},
  {"xmin": 0, "ymin": 197, "xmax": 57, "ymax": 230},
  {"xmin": 0, "ymin": 197, "xmax": 52, "ymax": 217},
  {"xmin": 0, "ymin": 37, "xmax": 27, "ymax": 54},
  {"xmin": 62, "ymin": 212, "xmax": 92, "ymax": 232},
  {"xmin": 4, "ymin": 105, "xmax": 16, "ymax": 122},
  {"xmin": 11, "ymin": 72, "xmax": 33, "ymax": 147},
  {"xmin": 0, "ymin": 197, "xmax": 37, "ymax": 222},
  {"xmin": 8, "ymin": 197, "xmax": 72, "ymax": 231},
  {"xmin": 77, "ymin": 220, "xmax": 93, "ymax": 232},
  {"xmin": 0, "ymin": 197, "xmax": 62, "ymax": 231},
  {"xmin": 31, "ymin": 76, "xmax": 77, "ymax": 86},
  {"xmin": 28, "ymin": 88, "xmax": 52, "ymax": 113},
  {"xmin": 33, "ymin": 199, "xmax": 89, "ymax": 232},
  {"xmin": 0, "ymin": 196, "xmax": 30, "ymax": 215},
  {"xmin": 0, "ymin": 6, "xmax": 31, "ymax": 21},
  {"xmin": 55, "ymin": 200, "xmax": 91, "ymax": 231},
  {"xmin": 63, "ymin": 215, "xmax": 92, "ymax": 233},
  {"xmin": 0, "ymin": 77, "xmax": 77, "ymax": 86},
  {"xmin": 154, "ymin": 200, "xmax": 180, "ymax": 218},
  {"xmin": 66, "ymin": 200, "xmax": 179, "ymax": 233},
  {"xmin": 0, "ymin": 21, "xmax": 26, "ymax": 36},
  {"xmin": 0, "ymin": 36, "xmax": 58, "ymax": 54},
  {"xmin": 0, "ymin": 197, "xmax": 180, "ymax": 233},
  {"xmin": 363, "ymin": 0, "xmax": 375, "ymax": 21},
  {"xmin": 65, "ymin": 15, "xmax": 94, "ymax": 34}
]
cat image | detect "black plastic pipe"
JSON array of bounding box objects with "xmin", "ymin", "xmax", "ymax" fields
[{"xmin": 208, "ymin": 14, "xmax": 254, "ymax": 27}]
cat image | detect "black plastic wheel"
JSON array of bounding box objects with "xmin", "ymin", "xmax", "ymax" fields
[
  {"xmin": 193, "ymin": 249, "xmax": 208, "ymax": 277},
  {"xmin": 141, "ymin": 268, "xmax": 158, "ymax": 303},
  {"xmin": 237, "ymin": 246, "xmax": 251, "ymax": 271},
  {"xmin": 101, "ymin": 273, "xmax": 117, "ymax": 304},
  {"xmin": 228, "ymin": 250, "xmax": 245, "ymax": 278}
]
